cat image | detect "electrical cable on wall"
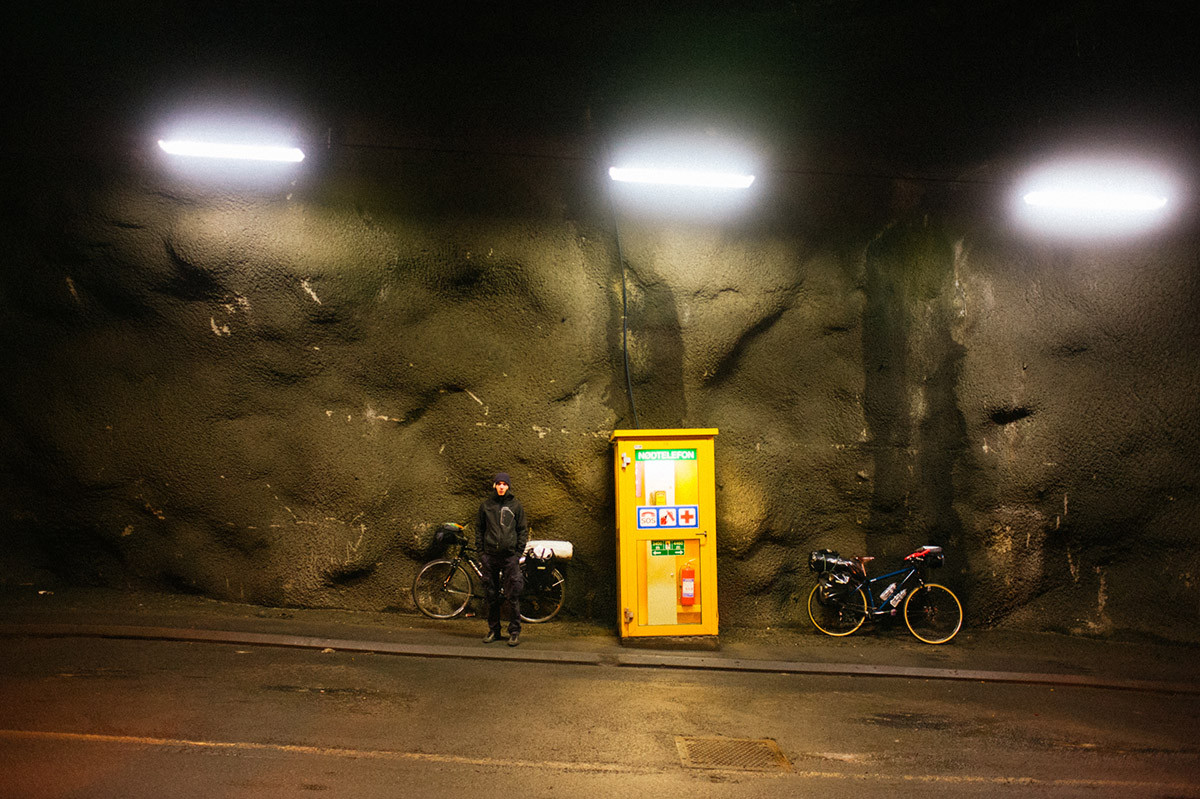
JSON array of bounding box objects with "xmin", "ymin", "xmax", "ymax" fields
[
  {"xmin": 609, "ymin": 196, "xmax": 641, "ymax": 430},
  {"xmin": 601, "ymin": 142, "xmax": 641, "ymax": 430}
]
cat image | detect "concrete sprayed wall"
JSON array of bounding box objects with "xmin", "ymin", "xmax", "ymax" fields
[{"xmin": 2, "ymin": 141, "xmax": 1198, "ymax": 641}]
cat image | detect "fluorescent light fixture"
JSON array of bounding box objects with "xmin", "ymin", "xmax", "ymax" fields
[
  {"xmin": 1022, "ymin": 189, "xmax": 1167, "ymax": 212},
  {"xmin": 609, "ymin": 166, "xmax": 755, "ymax": 189},
  {"xmin": 1013, "ymin": 155, "xmax": 1178, "ymax": 238},
  {"xmin": 158, "ymin": 139, "xmax": 305, "ymax": 163}
]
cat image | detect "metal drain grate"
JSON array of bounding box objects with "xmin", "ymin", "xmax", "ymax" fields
[{"xmin": 675, "ymin": 736, "xmax": 791, "ymax": 772}]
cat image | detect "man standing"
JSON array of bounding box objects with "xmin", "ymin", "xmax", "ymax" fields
[{"xmin": 476, "ymin": 472, "xmax": 529, "ymax": 646}]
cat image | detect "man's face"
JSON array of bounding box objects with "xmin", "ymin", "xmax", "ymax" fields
[{"xmin": 494, "ymin": 481, "xmax": 509, "ymax": 496}]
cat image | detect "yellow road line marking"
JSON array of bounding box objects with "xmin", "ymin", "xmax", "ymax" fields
[
  {"xmin": 790, "ymin": 768, "xmax": 1196, "ymax": 789},
  {"xmin": 0, "ymin": 729, "xmax": 637, "ymax": 774},
  {"xmin": 1, "ymin": 729, "xmax": 1197, "ymax": 793}
]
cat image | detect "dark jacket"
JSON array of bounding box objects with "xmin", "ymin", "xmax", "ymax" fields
[{"xmin": 475, "ymin": 492, "xmax": 529, "ymax": 554}]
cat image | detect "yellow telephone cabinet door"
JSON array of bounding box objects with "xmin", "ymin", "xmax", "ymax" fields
[{"xmin": 611, "ymin": 429, "xmax": 719, "ymax": 638}]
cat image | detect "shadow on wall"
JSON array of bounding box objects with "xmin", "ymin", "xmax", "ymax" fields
[
  {"xmin": 861, "ymin": 220, "xmax": 969, "ymax": 566},
  {"xmin": 623, "ymin": 264, "xmax": 688, "ymax": 429}
]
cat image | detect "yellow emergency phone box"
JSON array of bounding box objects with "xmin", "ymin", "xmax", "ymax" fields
[{"xmin": 610, "ymin": 429, "xmax": 719, "ymax": 638}]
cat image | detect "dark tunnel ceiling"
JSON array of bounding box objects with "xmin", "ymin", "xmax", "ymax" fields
[{"xmin": 4, "ymin": 1, "xmax": 1198, "ymax": 172}]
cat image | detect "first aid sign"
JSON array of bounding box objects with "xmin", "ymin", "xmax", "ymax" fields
[{"xmin": 636, "ymin": 504, "xmax": 700, "ymax": 529}]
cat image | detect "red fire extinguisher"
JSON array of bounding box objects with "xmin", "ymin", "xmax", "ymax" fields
[{"xmin": 680, "ymin": 560, "xmax": 696, "ymax": 606}]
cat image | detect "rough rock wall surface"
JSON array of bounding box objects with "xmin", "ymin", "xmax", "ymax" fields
[{"xmin": 2, "ymin": 146, "xmax": 1197, "ymax": 641}]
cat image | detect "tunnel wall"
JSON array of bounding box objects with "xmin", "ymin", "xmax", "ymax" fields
[{"xmin": 2, "ymin": 140, "xmax": 1197, "ymax": 641}]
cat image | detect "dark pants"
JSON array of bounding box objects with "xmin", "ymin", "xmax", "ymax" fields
[{"xmin": 480, "ymin": 551, "xmax": 523, "ymax": 635}]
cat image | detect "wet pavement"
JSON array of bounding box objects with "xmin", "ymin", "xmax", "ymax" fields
[{"xmin": 1, "ymin": 585, "xmax": 1197, "ymax": 694}]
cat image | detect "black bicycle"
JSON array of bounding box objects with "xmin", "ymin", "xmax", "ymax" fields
[
  {"xmin": 412, "ymin": 523, "xmax": 570, "ymax": 623},
  {"xmin": 807, "ymin": 545, "xmax": 963, "ymax": 644}
]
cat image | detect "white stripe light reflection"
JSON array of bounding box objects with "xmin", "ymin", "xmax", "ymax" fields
[
  {"xmin": 158, "ymin": 139, "xmax": 305, "ymax": 163},
  {"xmin": 608, "ymin": 166, "xmax": 755, "ymax": 189}
]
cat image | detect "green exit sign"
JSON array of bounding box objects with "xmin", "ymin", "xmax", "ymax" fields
[{"xmin": 650, "ymin": 540, "xmax": 686, "ymax": 557}]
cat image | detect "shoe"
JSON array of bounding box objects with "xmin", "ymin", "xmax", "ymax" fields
[
  {"xmin": 507, "ymin": 633, "xmax": 520, "ymax": 647},
  {"xmin": 483, "ymin": 630, "xmax": 501, "ymax": 643}
]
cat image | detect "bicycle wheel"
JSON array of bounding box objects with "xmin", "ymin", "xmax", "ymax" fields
[
  {"xmin": 808, "ymin": 582, "xmax": 867, "ymax": 636},
  {"xmin": 412, "ymin": 560, "xmax": 473, "ymax": 619},
  {"xmin": 519, "ymin": 565, "xmax": 566, "ymax": 623},
  {"xmin": 903, "ymin": 583, "xmax": 963, "ymax": 644}
]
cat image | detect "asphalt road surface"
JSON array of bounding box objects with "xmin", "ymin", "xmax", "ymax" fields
[{"xmin": 1, "ymin": 635, "xmax": 1198, "ymax": 798}]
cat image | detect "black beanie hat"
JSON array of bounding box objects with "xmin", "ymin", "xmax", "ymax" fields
[{"xmin": 493, "ymin": 472, "xmax": 512, "ymax": 486}]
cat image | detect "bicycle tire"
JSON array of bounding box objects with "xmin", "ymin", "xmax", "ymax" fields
[
  {"xmin": 519, "ymin": 565, "xmax": 566, "ymax": 623},
  {"xmin": 903, "ymin": 583, "xmax": 963, "ymax": 644},
  {"xmin": 808, "ymin": 582, "xmax": 867, "ymax": 637},
  {"xmin": 412, "ymin": 560, "xmax": 473, "ymax": 619}
]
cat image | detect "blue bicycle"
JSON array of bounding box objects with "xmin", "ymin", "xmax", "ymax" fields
[{"xmin": 807, "ymin": 545, "xmax": 963, "ymax": 644}]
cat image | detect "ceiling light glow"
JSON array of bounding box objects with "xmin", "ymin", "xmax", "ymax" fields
[
  {"xmin": 158, "ymin": 139, "xmax": 305, "ymax": 163},
  {"xmin": 609, "ymin": 166, "xmax": 755, "ymax": 189},
  {"xmin": 1013, "ymin": 155, "xmax": 1179, "ymax": 238}
]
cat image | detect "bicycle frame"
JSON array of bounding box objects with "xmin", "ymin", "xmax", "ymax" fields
[
  {"xmin": 441, "ymin": 546, "xmax": 500, "ymax": 602},
  {"xmin": 456, "ymin": 551, "xmax": 486, "ymax": 593},
  {"xmin": 845, "ymin": 566, "xmax": 927, "ymax": 620}
]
